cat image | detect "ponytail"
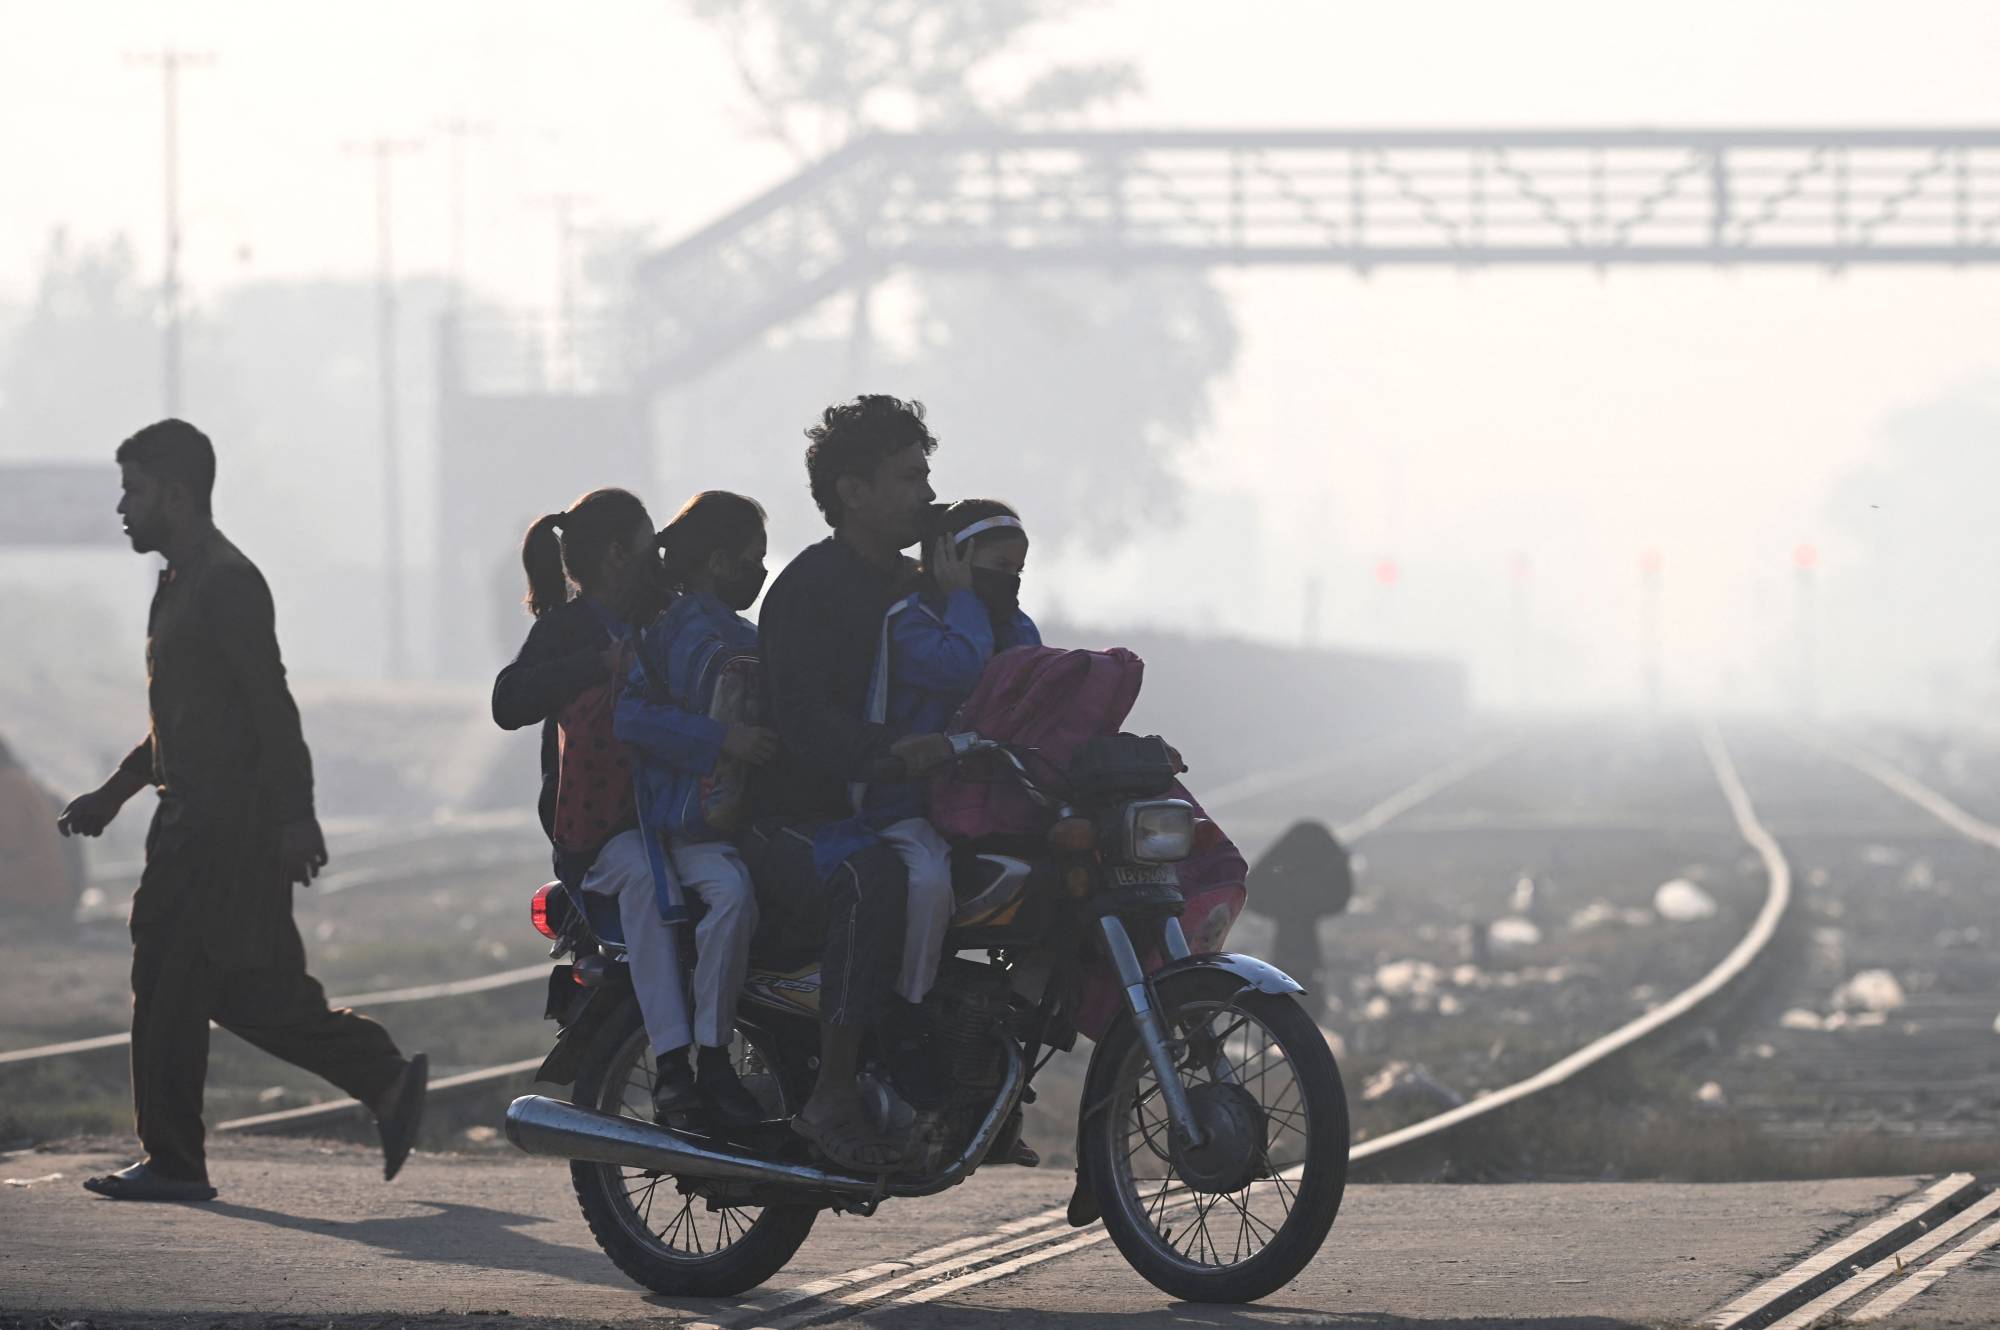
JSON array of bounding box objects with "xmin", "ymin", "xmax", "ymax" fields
[
  {"xmin": 521, "ymin": 512, "xmax": 568, "ymax": 617},
  {"xmin": 519, "ymin": 487, "xmax": 652, "ymax": 617},
  {"xmin": 656, "ymin": 490, "xmax": 767, "ymax": 591}
]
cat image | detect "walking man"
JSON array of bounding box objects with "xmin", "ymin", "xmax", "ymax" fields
[{"xmin": 57, "ymin": 420, "xmax": 428, "ymax": 1202}]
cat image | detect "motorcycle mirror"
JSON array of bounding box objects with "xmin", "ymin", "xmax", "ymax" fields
[{"xmin": 1247, "ymin": 819, "xmax": 1353, "ymax": 923}]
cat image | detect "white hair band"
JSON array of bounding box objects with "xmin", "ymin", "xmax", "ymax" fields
[{"xmin": 953, "ymin": 515, "xmax": 1025, "ymax": 546}]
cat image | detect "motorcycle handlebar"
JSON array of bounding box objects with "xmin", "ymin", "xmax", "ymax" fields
[{"xmin": 947, "ymin": 732, "xmax": 1000, "ymax": 759}]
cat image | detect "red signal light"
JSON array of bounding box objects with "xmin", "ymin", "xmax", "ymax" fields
[
  {"xmin": 531, "ymin": 883, "xmax": 560, "ymax": 940},
  {"xmin": 1793, "ymin": 543, "xmax": 1819, "ymax": 572},
  {"xmin": 1373, "ymin": 558, "xmax": 1400, "ymax": 589}
]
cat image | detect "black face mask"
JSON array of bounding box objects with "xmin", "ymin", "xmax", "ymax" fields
[
  {"xmin": 971, "ymin": 567, "xmax": 1021, "ymax": 616},
  {"xmin": 717, "ymin": 563, "xmax": 767, "ymax": 612}
]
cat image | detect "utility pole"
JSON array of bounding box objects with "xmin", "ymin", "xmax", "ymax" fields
[
  {"xmin": 347, "ymin": 136, "xmax": 424, "ymax": 679},
  {"xmin": 435, "ymin": 116, "xmax": 492, "ymax": 311},
  {"xmin": 527, "ymin": 192, "xmax": 593, "ymax": 389},
  {"xmin": 127, "ymin": 48, "xmax": 212, "ymax": 417}
]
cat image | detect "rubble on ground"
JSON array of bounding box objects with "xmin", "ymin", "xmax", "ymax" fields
[
  {"xmin": 1487, "ymin": 917, "xmax": 1542, "ymax": 950},
  {"xmin": 1653, "ymin": 878, "xmax": 1718, "ymax": 923},
  {"xmin": 1832, "ymin": 969, "xmax": 1907, "ymax": 1013}
]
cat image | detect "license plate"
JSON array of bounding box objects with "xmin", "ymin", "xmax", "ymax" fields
[{"xmin": 1112, "ymin": 865, "xmax": 1177, "ymax": 886}]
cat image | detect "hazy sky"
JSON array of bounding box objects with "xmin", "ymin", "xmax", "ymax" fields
[{"xmin": 5, "ymin": 1, "xmax": 1999, "ymax": 707}]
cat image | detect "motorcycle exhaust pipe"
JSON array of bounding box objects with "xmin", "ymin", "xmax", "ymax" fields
[
  {"xmin": 504, "ymin": 1035, "xmax": 1026, "ymax": 1199},
  {"xmin": 503, "ymin": 1095, "xmax": 882, "ymax": 1194}
]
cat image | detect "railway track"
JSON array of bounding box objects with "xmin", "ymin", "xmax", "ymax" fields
[
  {"xmin": 18, "ymin": 720, "xmax": 1988, "ymax": 1320},
  {"xmin": 1683, "ymin": 725, "xmax": 2000, "ymax": 1151},
  {"xmin": 0, "ymin": 726, "xmax": 1482, "ymax": 1075},
  {"xmin": 187, "ymin": 721, "xmax": 1811, "ymax": 1326},
  {"xmin": 204, "ymin": 734, "xmax": 1517, "ymax": 1135}
]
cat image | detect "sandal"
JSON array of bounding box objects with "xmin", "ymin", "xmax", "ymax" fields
[
  {"xmin": 791, "ymin": 1106, "xmax": 907, "ymax": 1173},
  {"xmin": 82, "ymin": 1162, "xmax": 217, "ymax": 1203}
]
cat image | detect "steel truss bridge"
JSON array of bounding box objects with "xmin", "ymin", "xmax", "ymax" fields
[{"xmin": 590, "ymin": 128, "xmax": 2000, "ymax": 391}]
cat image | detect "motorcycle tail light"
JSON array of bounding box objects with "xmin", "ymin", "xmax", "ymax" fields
[
  {"xmin": 1047, "ymin": 816, "xmax": 1098, "ymax": 852},
  {"xmin": 530, "ymin": 883, "xmax": 560, "ymax": 940}
]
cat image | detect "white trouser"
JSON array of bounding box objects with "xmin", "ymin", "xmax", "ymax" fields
[
  {"xmin": 667, "ymin": 839, "xmax": 760, "ymax": 1050},
  {"xmin": 879, "ymin": 817, "xmax": 954, "ymax": 1004},
  {"xmin": 580, "ymin": 830, "xmax": 759, "ymax": 1054}
]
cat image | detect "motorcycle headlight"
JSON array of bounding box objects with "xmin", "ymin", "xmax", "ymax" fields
[{"xmin": 1121, "ymin": 799, "xmax": 1196, "ymax": 863}]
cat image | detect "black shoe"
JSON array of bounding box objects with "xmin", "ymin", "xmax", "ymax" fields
[
  {"xmin": 696, "ymin": 1058, "xmax": 768, "ymax": 1130},
  {"xmin": 82, "ymin": 1161, "xmax": 216, "ymax": 1203},
  {"xmin": 653, "ymin": 1057, "xmax": 703, "ymax": 1129},
  {"xmin": 375, "ymin": 1052, "xmax": 429, "ymax": 1182},
  {"xmin": 1006, "ymin": 1138, "xmax": 1041, "ymax": 1167}
]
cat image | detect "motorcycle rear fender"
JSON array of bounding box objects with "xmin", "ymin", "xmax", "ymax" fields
[
  {"xmin": 536, "ymin": 976, "xmax": 632, "ymax": 1087},
  {"xmin": 1152, "ymin": 950, "xmax": 1306, "ymax": 998}
]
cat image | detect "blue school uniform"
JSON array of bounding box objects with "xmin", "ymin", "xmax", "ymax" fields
[
  {"xmin": 862, "ymin": 589, "xmax": 1040, "ymax": 826},
  {"xmin": 615, "ymin": 591, "xmax": 760, "ymax": 843},
  {"xmin": 614, "ymin": 590, "xmax": 761, "ymax": 921}
]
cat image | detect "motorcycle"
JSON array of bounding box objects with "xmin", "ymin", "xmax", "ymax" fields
[{"xmin": 503, "ymin": 731, "xmax": 1349, "ymax": 1304}]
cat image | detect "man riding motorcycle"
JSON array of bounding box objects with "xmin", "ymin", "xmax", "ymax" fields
[
  {"xmin": 747, "ymin": 394, "xmax": 959, "ymax": 1172},
  {"xmin": 504, "ymin": 396, "xmax": 1350, "ymax": 1305}
]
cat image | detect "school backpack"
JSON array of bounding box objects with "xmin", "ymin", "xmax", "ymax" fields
[
  {"xmin": 552, "ymin": 674, "xmax": 636, "ymax": 858},
  {"xmin": 631, "ymin": 598, "xmax": 763, "ymax": 839},
  {"xmin": 927, "ymin": 644, "xmax": 1146, "ymax": 841},
  {"xmin": 923, "ymin": 642, "xmax": 1248, "ymax": 1041}
]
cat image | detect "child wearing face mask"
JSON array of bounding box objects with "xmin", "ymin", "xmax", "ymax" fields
[
  {"xmin": 613, "ymin": 491, "xmax": 776, "ymax": 1129},
  {"xmin": 864, "ymin": 499, "xmax": 1039, "ymax": 1006}
]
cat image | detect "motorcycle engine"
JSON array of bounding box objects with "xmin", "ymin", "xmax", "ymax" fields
[{"xmin": 880, "ymin": 957, "xmax": 1018, "ymax": 1175}]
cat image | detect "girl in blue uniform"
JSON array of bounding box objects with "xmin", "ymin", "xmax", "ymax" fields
[{"xmin": 865, "ymin": 499, "xmax": 1038, "ymax": 1003}]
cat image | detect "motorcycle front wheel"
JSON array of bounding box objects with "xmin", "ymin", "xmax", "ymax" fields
[
  {"xmin": 1080, "ymin": 969, "xmax": 1349, "ymax": 1303},
  {"xmin": 568, "ymin": 999, "xmax": 818, "ymax": 1297}
]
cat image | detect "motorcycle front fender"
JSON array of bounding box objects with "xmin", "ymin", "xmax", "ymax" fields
[{"xmin": 1151, "ymin": 950, "xmax": 1306, "ymax": 998}]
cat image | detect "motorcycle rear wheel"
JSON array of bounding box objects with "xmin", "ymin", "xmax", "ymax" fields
[
  {"xmin": 569, "ymin": 998, "xmax": 818, "ymax": 1297},
  {"xmin": 1080, "ymin": 969, "xmax": 1348, "ymax": 1303}
]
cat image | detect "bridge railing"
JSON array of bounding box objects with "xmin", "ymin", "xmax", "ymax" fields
[{"xmin": 470, "ymin": 129, "xmax": 2000, "ymax": 392}]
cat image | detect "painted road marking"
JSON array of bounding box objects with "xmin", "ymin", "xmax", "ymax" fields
[
  {"xmin": 1767, "ymin": 1187, "xmax": 2000, "ymax": 1329},
  {"xmin": 1850, "ymin": 1213, "xmax": 2000, "ymax": 1322},
  {"xmin": 1705, "ymin": 1172, "xmax": 1982, "ymax": 1329}
]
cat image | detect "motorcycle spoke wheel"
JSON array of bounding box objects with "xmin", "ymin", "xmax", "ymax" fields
[
  {"xmin": 1082, "ymin": 969, "xmax": 1347, "ymax": 1303},
  {"xmin": 1115, "ymin": 1001, "xmax": 1306, "ymax": 1270},
  {"xmin": 597, "ymin": 1030, "xmax": 783, "ymax": 1262}
]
